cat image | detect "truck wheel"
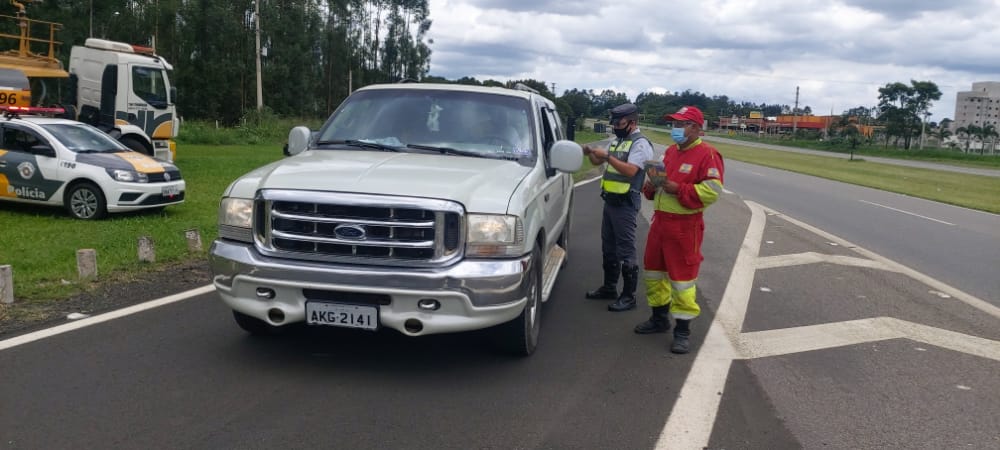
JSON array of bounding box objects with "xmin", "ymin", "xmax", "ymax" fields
[
  {"xmin": 232, "ymin": 310, "xmax": 284, "ymax": 336},
  {"xmin": 557, "ymin": 193, "xmax": 573, "ymax": 269},
  {"xmin": 65, "ymin": 182, "xmax": 107, "ymax": 220},
  {"xmin": 491, "ymin": 247, "xmax": 542, "ymax": 356},
  {"xmin": 120, "ymin": 137, "xmax": 149, "ymax": 156}
]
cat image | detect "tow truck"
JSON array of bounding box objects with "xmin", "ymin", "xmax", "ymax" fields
[{"xmin": 0, "ymin": 0, "xmax": 179, "ymax": 161}]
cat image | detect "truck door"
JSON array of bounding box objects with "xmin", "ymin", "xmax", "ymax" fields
[
  {"xmin": 99, "ymin": 65, "xmax": 118, "ymax": 130},
  {"xmin": 539, "ymin": 105, "xmax": 568, "ymax": 249},
  {"xmin": 127, "ymin": 65, "xmax": 173, "ymax": 139},
  {"xmin": 0, "ymin": 124, "xmax": 64, "ymax": 203}
]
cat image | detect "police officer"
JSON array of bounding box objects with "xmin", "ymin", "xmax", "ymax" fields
[{"xmin": 582, "ymin": 103, "xmax": 654, "ymax": 312}]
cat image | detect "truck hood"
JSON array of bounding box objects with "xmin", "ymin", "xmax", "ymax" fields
[{"xmin": 230, "ymin": 150, "xmax": 532, "ymax": 214}]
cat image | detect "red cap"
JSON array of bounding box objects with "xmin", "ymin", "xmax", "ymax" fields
[{"xmin": 666, "ymin": 106, "xmax": 704, "ymax": 126}]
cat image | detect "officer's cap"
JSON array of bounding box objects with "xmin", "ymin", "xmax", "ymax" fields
[{"xmin": 609, "ymin": 103, "xmax": 638, "ymax": 121}]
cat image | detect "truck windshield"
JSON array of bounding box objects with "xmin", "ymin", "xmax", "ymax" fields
[
  {"xmin": 132, "ymin": 66, "xmax": 169, "ymax": 109},
  {"xmin": 41, "ymin": 123, "xmax": 128, "ymax": 152},
  {"xmin": 318, "ymin": 88, "xmax": 536, "ymax": 161}
]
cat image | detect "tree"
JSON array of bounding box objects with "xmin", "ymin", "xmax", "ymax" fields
[{"xmin": 877, "ymin": 80, "xmax": 942, "ymax": 150}]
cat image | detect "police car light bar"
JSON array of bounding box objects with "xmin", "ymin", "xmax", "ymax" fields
[{"xmin": 0, "ymin": 105, "xmax": 66, "ymax": 115}]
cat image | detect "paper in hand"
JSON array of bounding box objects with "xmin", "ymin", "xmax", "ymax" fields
[{"xmin": 644, "ymin": 161, "xmax": 666, "ymax": 187}]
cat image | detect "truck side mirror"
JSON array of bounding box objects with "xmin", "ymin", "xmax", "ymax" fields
[
  {"xmin": 170, "ymin": 86, "xmax": 177, "ymax": 104},
  {"xmin": 549, "ymin": 140, "xmax": 583, "ymax": 173},
  {"xmin": 286, "ymin": 126, "xmax": 312, "ymax": 156}
]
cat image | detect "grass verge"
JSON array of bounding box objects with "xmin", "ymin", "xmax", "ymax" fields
[{"xmin": 0, "ymin": 143, "xmax": 286, "ymax": 301}]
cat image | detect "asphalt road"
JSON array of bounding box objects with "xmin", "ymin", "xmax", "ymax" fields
[{"xmin": 1, "ymin": 170, "xmax": 998, "ymax": 449}]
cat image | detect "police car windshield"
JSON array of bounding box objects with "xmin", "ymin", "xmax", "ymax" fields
[
  {"xmin": 317, "ymin": 88, "xmax": 536, "ymax": 162},
  {"xmin": 41, "ymin": 123, "xmax": 128, "ymax": 153}
]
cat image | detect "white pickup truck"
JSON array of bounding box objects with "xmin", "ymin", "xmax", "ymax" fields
[{"xmin": 209, "ymin": 82, "xmax": 582, "ymax": 355}]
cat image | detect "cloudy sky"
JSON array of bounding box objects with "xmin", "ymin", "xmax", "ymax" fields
[{"xmin": 424, "ymin": 0, "xmax": 1000, "ymax": 121}]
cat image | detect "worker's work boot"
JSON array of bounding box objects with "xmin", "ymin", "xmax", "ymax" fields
[
  {"xmin": 670, "ymin": 319, "xmax": 691, "ymax": 354},
  {"xmin": 586, "ymin": 261, "xmax": 620, "ymax": 300},
  {"xmin": 634, "ymin": 305, "xmax": 670, "ymax": 334},
  {"xmin": 608, "ymin": 264, "xmax": 638, "ymax": 312}
]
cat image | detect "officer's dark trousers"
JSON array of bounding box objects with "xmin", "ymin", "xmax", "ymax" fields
[{"xmin": 600, "ymin": 192, "xmax": 641, "ymax": 266}]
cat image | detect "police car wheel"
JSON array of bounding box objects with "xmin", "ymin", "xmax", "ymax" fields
[{"xmin": 65, "ymin": 182, "xmax": 107, "ymax": 220}]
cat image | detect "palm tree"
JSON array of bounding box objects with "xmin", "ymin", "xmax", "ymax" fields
[
  {"xmin": 979, "ymin": 124, "xmax": 999, "ymax": 155},
  {"xmin": 955, "ymin": 124, "xmax": 981, "ymax": 153}
]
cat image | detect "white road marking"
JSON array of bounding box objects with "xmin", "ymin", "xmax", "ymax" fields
[
  {"xmin": 656, "ymin": 200, "xmax": 1000, "ymax": 449},
  {"xmin": 656, "ymin": 201, "xmax": 765, "ymax": 450},
  {"xmin": 858, "ymin": 200, "xmax": 956, "ymax": 226},
  {"xmin": 0, "ymin": 285, "xmax": 215, "ymax": 352}
]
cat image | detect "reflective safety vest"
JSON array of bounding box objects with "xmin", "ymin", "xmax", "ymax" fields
[{"xmin": 600, "ymin": 135, "xmax": 647, "ymax": 194}]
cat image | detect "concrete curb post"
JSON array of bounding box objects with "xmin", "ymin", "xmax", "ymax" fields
[
  {"xmin": 138, "ymin": 236, "xmax": 156, "ymax": 263},
  {"xmin": 77, "ymin": 249, "xmax": 98, "ymax": 280},
  {"xmin": 184, "ymin": 228, "xmax": 203, "ymax": 252},
  {"xmin": 1, "ymin": 264, "xmax": 12, "ymax": 304}
]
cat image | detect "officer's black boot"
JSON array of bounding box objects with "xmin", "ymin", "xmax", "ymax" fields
[
  {"xmin": 670, "ymin": 319, "xmax": 691, "ymax": 354},
  {"xmin": 586, "ymin": 261, "xmax": 620, "ymax": 300},
  {"xmin": 608, "ymin": 264, "xmax": 638, "ymax": 312},
  {"xmin": 634, "ymin": 305, "xmax": 670, "ymax": 334}
]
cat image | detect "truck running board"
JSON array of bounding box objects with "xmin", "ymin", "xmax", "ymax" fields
[{"xmin": 540, "ymin": 244, "xmax": 566, "ymax": 303}]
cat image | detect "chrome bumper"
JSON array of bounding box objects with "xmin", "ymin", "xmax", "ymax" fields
[{"xmin": 209, "ymin": 239, "xmax": 531, "ymax": 336}]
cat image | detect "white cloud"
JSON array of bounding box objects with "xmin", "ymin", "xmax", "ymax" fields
[{"xmin": 425, "ymin": 0, "xmax": 1000, "ymax": 121}]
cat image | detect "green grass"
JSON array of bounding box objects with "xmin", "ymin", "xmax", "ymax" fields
[
  {"xmin": 0, "ymin": 144, "xmax": 285, "ymax": 301},
  {"xmin": 579, "ymin": 127, "xmax": 1000, "ymax": 213}
]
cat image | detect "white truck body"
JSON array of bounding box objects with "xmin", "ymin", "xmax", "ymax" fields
[
  {"xmin": 209, "ymin": 83, "xmax": 583, "ymax": 355},
  {"xmin": 68, "ymin": 39, "xmax": 178, "ymax": 162}
]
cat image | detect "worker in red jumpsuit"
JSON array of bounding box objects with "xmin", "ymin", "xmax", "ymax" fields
[{"xmin": 636, "ymin": 106, "xmax": 725, "ymax": 354}]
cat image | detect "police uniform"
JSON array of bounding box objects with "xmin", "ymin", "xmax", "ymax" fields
[
  {"xmin": 635, "ymin": 105, "xmax": 725, "ymax": 354},
  {"xmin": 585, "ymin": 103, "xmax": 654, "ymax": 312}
]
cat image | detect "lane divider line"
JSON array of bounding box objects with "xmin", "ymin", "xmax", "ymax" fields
[{"xmin": 858, "ymin": 199, "xmax": 955, "ymax": 226}]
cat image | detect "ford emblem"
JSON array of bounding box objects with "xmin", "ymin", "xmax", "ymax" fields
[{"xmin": 334, "ymin": 224, "xmax": 367, "ymax": 240}]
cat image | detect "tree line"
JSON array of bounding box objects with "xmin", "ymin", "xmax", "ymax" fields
[{"xmin": 16, "ymin": 0, "xmax": 432, "ymax": 125}]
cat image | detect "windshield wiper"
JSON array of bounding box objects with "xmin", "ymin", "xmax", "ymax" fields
[
  {"xmin": 314, "ymin": 139, "xmax": 401, "ymax": 152},
  {"xmin": 406, "ymin": 144, "xmax": 483, "ymax": 158}
]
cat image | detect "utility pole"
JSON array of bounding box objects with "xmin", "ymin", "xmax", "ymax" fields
[
  {"xmin": 254, "ymin": 0, "xmax": 263, "ymax": 111},
  {"xmin": 792, "ymin": 86, "xmax": 799, "ymax": 136},
  {"xmin": 551, "ymin": 82, "xmax": 556, "ymax": 96}
]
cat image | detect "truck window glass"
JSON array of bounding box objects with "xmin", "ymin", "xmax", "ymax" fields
[
  {"xmin": 131, "ymin": 66, "xmax": 168, "ymax": 108},
  {"xmin": 320, "ymin": 89, "xmax": 536, "ymax": 158},
  {"xmin": 41, "ymin": 123, "xmax": 126, "ymax": 152}
]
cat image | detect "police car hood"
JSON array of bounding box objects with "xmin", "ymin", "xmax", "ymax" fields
[
  {"xmin": 75, "ymin": 151, "xmax": 179, "ymax": 173},
  {"xmin": 232, "ymin": 150, "xmax": 531, "ymax": 213}
]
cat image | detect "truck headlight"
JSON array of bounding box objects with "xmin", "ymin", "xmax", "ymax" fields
[
  {"xmin": 465, "ymin": 214, "xmax": 524, "ymax": 257},
  {"xmin": 107, "ymin": 168, "xmax": 148, "ymax": 183},
  {"xmin": 218, "ymin": 197, "xmax": 253, "ymax": 242}
]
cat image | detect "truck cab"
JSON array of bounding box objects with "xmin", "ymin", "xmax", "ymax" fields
[{"xmin": 69, "ymin": 39, "xmax": 179, "ymax": 162}]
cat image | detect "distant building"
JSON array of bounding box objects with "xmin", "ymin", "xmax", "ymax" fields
[{"xmin": 953, "ymin": 81, "xmax": 1000, "ymax": 131}]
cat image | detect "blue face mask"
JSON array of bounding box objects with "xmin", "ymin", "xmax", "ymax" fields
[{"xmin": 671, "ymin": 127, "xmax": 687, "ymax": 145}]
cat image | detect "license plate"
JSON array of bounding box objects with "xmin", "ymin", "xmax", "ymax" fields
[
  {"xmin": 306, "ymin": 302, "xmax": 378, "ymax": 330},
  {"xmin": 161, "ymin": 185, "xmax": 180, "ymax": 197}
]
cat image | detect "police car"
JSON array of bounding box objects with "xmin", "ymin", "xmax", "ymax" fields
[{"xmin": 0, "ymin": 106, "xmax": 185, "ymax": 219}]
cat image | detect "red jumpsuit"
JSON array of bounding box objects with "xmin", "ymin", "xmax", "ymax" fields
[{"xmin": 641, "ymin": 138, "xmax": 724, "ymax": 320}]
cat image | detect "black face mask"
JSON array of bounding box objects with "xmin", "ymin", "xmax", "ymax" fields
[{"xmin": 612, "ymin": 121, "xmax": 632, "ymax": 139}]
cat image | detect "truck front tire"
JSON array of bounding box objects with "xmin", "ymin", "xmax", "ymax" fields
[{"xmin": 491, "ymin": 246, "xmax": 542, "ymax": 356}]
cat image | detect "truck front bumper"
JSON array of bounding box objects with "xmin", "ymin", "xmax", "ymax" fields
[{"xmin": 209, "ymin": 239, "xmax": 531, "ymax": 336}]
